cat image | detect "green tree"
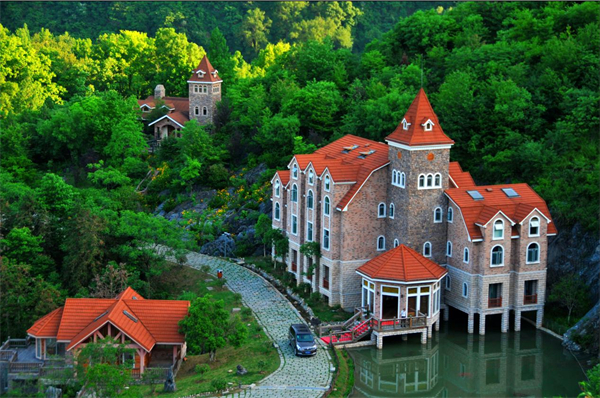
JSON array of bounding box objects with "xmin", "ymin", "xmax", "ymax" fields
[
  {"xmin": 255, "ymin": 214, "xmax": 273, "ymax": 257},
  {"xmin": 239, "ymin": 8, "xmax": 272, "ymax": 56},
  {"xmin": 299, "ymin": 241, "xmax": 320, "ymax": 279},
  {"xmin": 579, "ymin": 364, "xmax": 600, "ymax": 398},
  {"xmin": 549, "ymin": 274, "xmax": 590, "ymax": 324},
  {"xmin": 0, "ymin": 227, "xmax": 53, "ymax": 277},
  {"xmin": 208, "ymin": 27, "xmax": 235, "ymax": 83}
]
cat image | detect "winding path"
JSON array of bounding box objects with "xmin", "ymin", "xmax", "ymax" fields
[{"xmin": 185, "ymin": 252, "xmax": 333, "ymax": 398}]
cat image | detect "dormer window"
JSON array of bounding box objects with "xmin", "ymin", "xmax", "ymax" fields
[
  {"xmin": 140, "ymin": 104, "xmax": 151, "ymax": 113},
  {"xmin": 211, "ymin": 70, "xmax": 218, "ymax": 77},
  {"xmin": 402, "ymin": 118, "xmax": 411, "ymax": 131},
  {"xmin": 422, "ymin": 119, "xmax": 435, "ymax": 131},
  {"xmin": 196, "ymin": 69, "xmax": 206, "ymax": 77}
]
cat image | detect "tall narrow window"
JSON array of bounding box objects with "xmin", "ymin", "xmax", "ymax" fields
[
  {"xmin": 194, "ymin": 106, "xmax": 199, "ymax": 115},
  {"xmin": 274, "ymin": 203, "xmax": 280, "ymax": 220},
  {"xmin": 393, "ymin": 239, "xmax": 399, "ymax": 248},
  {"xmin": 446, "ymin": 241, "xmax": 453, "ymax": 257},
  {"xmin": 491, "ymin": 245, "xmax": 504, "ymax": 266},
  {"xmin": 529, "ymin": 217, "xmax": 540, "ymax": 237},
  {"xmin": 377, "ymin": 236, "xmax": 385, "ymax": 251},
  {"xmin": 434, "ymin": 208, "xmax": 443, "ymax": 223},
  {"xmin": 392, "ymin": 170, "xmax": 398, "ymax": 185},
  {"xmin": 292, "ymin": 215, "xmax": 298, "ymax": 235},
  {"xmin": 378, "ymin": 203, "xmax": 386, "ymax": 218},
  {"xmin": 274, "ymin": 180, "xmax": 280, "ymax": 197},
  {"xmin": 324, "ymin": 175, "xmax": 331, "ymax": 191},
  {"xmin": 423, "ymin": 242, "xmax": 432, "ymax": 257},
  {"xmin": 307, "ymin": 221, "xmax": 313, "ymax": 242},
  {"xmin": 427, "ymin": 174, "xmax": 433, "ymax": 187},
  {"xmin": 308, "ymin": 170, "xmax": 314, "ymax": 185},
  {"xmin": 434, "ymin": 173, "xmax": 441, "ymax": 187},
  {"xmin": 527, "ymin": 243, "xmax": 540, "ymax": 263},
  {"xmin": 292, "ymin": 164, "xmax": 298, "ymax": 179},
  {"xmin": 445, "ymin": 275, "xmax": 451, "ymax": 290},
  {"xmin": 307, "ymin": 190, "xmax": 314, "ymax": 209},
  {"xmin": 493, "ymin": 220, "xmax": 504, "ymax": 239},
  {"xmin": 324, "ymin": 196, "xmax": 330, "ymax": 216},
  {"xmin": 463, "ymin": 247, "xmax": 469, "ymax": 263},
  {"xmin": 400, "ymin": 172, "xmax": 406, "ymax": 188},
  {"xmin": 447, "ymin": 207, "xmax": 453, "ymax": 222},
  {"xmin": 202, "ymin": 106, "xmax": 208, "ymax": 116},
  {"xmin": 419, "ymin": 175, "xmax": 425, "ymax": 188},
  {"xmin": 462, "ymin": 282, "xmax": 469, "ymax": 298},
  {"xmin": 291, "ymin": 184, "xmax": 298, "ymax": 202},
  {"xmin": 389, "ymin": 203, "xmax": 395, "ymax": 219},
  {"xmin": 323, "ymin": 229, "xmax": 330, "ymax": 250}
]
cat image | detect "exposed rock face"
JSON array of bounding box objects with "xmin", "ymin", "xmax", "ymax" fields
[
  {"xmin": 563, "ymin": 301, "xmax": 599, "ymax": 354},
  {"xmin": 200, "ymin": 233, "xmax": 236, "ymax": 257},
  {"xmin": 236, "ymin": 364, "xmax": 248, "ymax": 375}
]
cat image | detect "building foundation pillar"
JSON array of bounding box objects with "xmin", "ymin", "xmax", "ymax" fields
[
  {"xmin": 376, "ymin": 334, "xmax": 383, "ymax": 350},
  {"xmin": 435, "ymin": 320, "xmax": 440, "ymax": 331},
  {"xmin": 515, "ymin": 309, "xmax": 522, "ymax": 332},
  {"xmin": 421, "ymin": 330, "xmax": 427, "ymax": 344},
  {"xmin": 501, "ymin": 310, "xmax": 509, "ymax": 333},
  {"xmin": 467, "ymin": 313, "xmax": 474, "ymax": 334},
  {"xmin": 536, "ymin": 308, "xmax": 544, "ymax": 328},
  {"xmin": 427, "ymin": 325, "xmax": 433, "ymax": 338},
  {"xmin": 479, "ymin": 313, "xmax": 486, "ymax": 335}
]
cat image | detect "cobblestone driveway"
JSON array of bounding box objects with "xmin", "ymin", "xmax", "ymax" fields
[{"xmin": 185, "ymin": 252, "xmax": 333, "ymax": 398}]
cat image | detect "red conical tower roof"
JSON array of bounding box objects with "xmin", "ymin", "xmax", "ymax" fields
[
  {"xmin": 386, "ymin": 88, "xmax": 454, "ymax": 146},
  {"xmin": 188, "ymin": 55, "xmax": 222, "ymax": 83}
]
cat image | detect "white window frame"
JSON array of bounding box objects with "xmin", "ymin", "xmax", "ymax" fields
[
  {"xmin": 274, "ymin": 180, "xmax": 280, "ymax": 197},
  {"xmin": 323, "ymin": 228, "xmax": 330, "ymax": 250},
  {"xmin": 491, "ymin": 245, "xmax": 504, "ymax": 267},
  {"xmin": 307, "ymin": 221, "xmax": 313, "ymax": 242},
  {"xmin": 324, "ymin": 175, "xmax": 331, "ymax": 191},
  {"xmin": 274, "ymin": 202, "xmax": 280, "ymax": 221},
  {"xmin": 445, "ymin": 275, "xmax": 451, "ymax": 290},
  {"xmin": 526, "ymin": 242, "xmax": 540, "ymax": 264},
  {"xmin": 392, "ymin": 170, "xmax": 398, "ymax": 185},
  {"xmin": 434, "ymin": 207, "xmax": 443, "ymax": 223},
  {"xmin": 434, "ymin": 173, "xmax": 441, "ymax": 188},
  {"xmin": 291, "ymin": 215, "xmax": 298, "ymax": 235},
  {"xmin": 423, "ymin": 242, "xmax": 432, "ymax": 257},
  {"xmin": 307, "ymin": 189, "xmax": 314, "ymax": 210},
  {"xmin": 389, "ymin": 203, "xmax": 395, "ymax": 219},
  {"xmin": 377, "ymin": 236, "xmax": 386, "ymax": 251},
  {"xmin": 308, "ymin": 170, "xmax": 314, "ymax": 185},
  {"xmin": 292, "ymin": 164, "xmax": 298, "ymax": 179},
  {"xmin": 291, "ymin": 184, "xmax": 298, "ymax": 203},
  {"xmin": 463, "ymin": 247, "xmax": 469, "ymax": 264},
  {"xmin": 324, "ymin": 196, "xmax": 330, "ymax": 216},
  {"xmin": 446, "ymin": 241, "xmax": 453, "ymax": 257},
  {"xmin": 447, "ymin": 207, "xmax": 453, "ymax": 223},
  {"xmin": 423, "ymin": 120, "xmax": 434, "ymax": 131},
  {"xmin": 529, "ymin": 217, "xmax": 540, "ymax": 237},
  {"xmin": 400, "ymin": 172, "xmax": 406, "ymax": 188},
  {"xmin": 418, "ymin": 174, "xmax": 425, "ymax": 188},
  {"xmin": 378, "ymin": 203, "xmax": 386, "ymax": 218},
  {"xmin": 427, "ymin": 174, "xmax": 433, "ymax": 187},
  {"xmin": 493, "ymin": 219, "xmax": 504, "ymax": 240},
  {"xmin": 402, "ymin": 118, "xmax": 411, "ymax": 130},
  {"xmin": 462, "ymin": 282, "xmax": 469, "ymax": 298},
  {"xmin": 393, "ymin": 239, "xmax": 399, "ymax": 248}
]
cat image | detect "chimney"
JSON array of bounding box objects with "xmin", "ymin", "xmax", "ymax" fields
[{"xmin": 154, "ymin": 84, "xmax": 165, "ymax": 99}]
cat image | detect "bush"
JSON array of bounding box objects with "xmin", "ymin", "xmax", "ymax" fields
[
  {"xmin": 206, "ymin": 164, "xmax": 230, "ymax": 189},
  {"xmin": 241, "ymin": 307, "xmax": 253, "ymax": 319},
  {"xmin": 257, "ymin": 360, "xmax": 267, "ymax": 373},
  {"xmin": 233, "ymin": 293, "xmax": 242, "ymax": 303},
  {"xmin": 195, "ymin": 363, "xmax": 210, "ymax": 375},
  {"xmin": 200, "ymin": 264, "xmax": 211, "ymax": 274},
  {"xmin": 211, "ymin": 378, "xmax": 227, "ymax": 393},
  {"xmin": 215, "ymin": 278, "xmax": 227, "ymax": 288},
  {"xmin": 309, "ymin": 292, "xmax": 322, "ymax": 302}
]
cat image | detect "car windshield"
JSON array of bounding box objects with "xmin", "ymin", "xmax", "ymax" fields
[{"xmin": 297, "ymin": 334, "xmax": 314, "ymax": 342}]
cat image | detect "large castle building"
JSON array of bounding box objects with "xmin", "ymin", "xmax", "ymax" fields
[
  {"xmin": 271, "ymin": 89, "xmax": 556, "ymax": 338},
  {"xmin": 137, "ymin": 55, "xmax": 222, "ymax": 141}
]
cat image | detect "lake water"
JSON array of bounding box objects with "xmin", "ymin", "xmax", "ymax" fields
[{"xmin": 348, "ymin": 310, "xmax": 589, "ymax": 397}]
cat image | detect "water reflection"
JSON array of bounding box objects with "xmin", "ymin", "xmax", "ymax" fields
[{"xmin": 349, "ymin": 321, "xmax": 584, "ymax": 397}]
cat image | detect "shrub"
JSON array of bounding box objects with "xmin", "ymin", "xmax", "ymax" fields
[
  {"xmin": 309, "ymin": 292, "xmax": 322, "ymax": 302},
  {"xmin": 215, "ymin": 278, "xmax": 227, "ymax": 288},
  {"xmin": 241, "ymin": 307, "xmax": 253, "ymax": 319},
  {"xmin": 195, "ymin": 363, "xmax": 210, "ymax": 375},
  {"xmin": 211, "ymin": 378, "xmax": 227, "ymax": 393},
  {"xmin": 233, "ymin": 293, "xmax": 242, "ymax": 303},
  {"xmin": 200, "ymin": 264, "xmax": 211, "ymax": 274},
  {"xmin": 257, "ymin": 360, "xmax": 267, "ymax": 373}
]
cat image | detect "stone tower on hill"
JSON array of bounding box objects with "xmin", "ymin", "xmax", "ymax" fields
[{"xmin": 187, "ymin": 55, "xmax": 222, "ymax": 125}]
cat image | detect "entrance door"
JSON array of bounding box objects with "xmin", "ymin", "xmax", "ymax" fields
[
  {"xmin": 381, "ymin": 295, "xmax": 399, "ymax": 319},
  {"xmin": 408, "ymin": 296, "xmax": 417, "ymax": 317}
]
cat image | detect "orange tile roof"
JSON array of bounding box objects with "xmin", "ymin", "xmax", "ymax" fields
[
  {"xmin": 28, "ymin": 288, "xmax": 189, "ymax": 352},
  {"xmin": 445, "ymin": 183, "xmax": 557, "ymax": 240},
  {"xmin": 27, "ymin": 307, "xmax": 63, "ymax": 338},
  {"xmin": 386, "ymin": 89, "xmax": 454, "ymax": 146},
  {"xmin": 356, "ymin": 245, "xmax": 447, "ymax": 282},
  {"xmin": 148, "ymin": 111, "xmax": 189, "ymax": 127},
  {"xmin": 449, "ymin": 161, "xmax": 476, "ymax": 188},
  {"xmin": 188, "ymin": 55, "xmax": 221, "ymax": 83},
  {"xmin": 275, "ymin": 170, "xmax": 290, "ymax": 186},
  {"xmin": 137, "ymin": 96, "xmax": 190, "ymax": 115},
  {"xmin": 281, "ymin": 135, "xmax": 390, "ymax": 211}
]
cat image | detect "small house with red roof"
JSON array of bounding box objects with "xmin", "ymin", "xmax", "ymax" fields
[
  {"xmin": 26, "ymin": 287, "xmax": 189, "ymax": 376},
  {"xmin": 138, "ymin": 55, "xmax": 222, "ymax": 142},
  {"xmin": 272, "ymin": 89, "xmax": 556, "ymax": 347}
]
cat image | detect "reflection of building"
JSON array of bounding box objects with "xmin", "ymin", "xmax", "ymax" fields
[
  {"xmin": 137, "ymin": 55, "xmax": 222, "ymax": 141},
  {"xmin": 350, "ymin": 330, "xmax": 544, "ymax": 398},
  {"xmin": 272, "ymin": 89, "xmax": 556, "ymax": 341}
]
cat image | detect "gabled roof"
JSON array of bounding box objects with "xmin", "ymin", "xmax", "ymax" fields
[
  {"xmin": 28, "ymin": 287, "xmax": 189, "ymax": 352},
  {"xmin": 137, "ymin": 96, "xmax": 190, "ymax": 115},
  {"xmin": 272, "ymin": 170, "xmax": 290, "ymax": 186},
  {"xmin": 356, "ymin": 245, "xmax": 447, "ymax": 283},
  {"xmin": 449, "ymin": 161, "xmax": 476, "ymax": 188},
  {"xmin": 188, "ymin": 56, "xmax": 222, "ymax": 83},
  {"xmin": 445, "ymin": 183, "xmax": 557, "ymax": 240},
  {"xmin": 148, "ymin": 111, "xmax": 189, "ymax": 128},
  {"xmin": 386, "ymin": 89, "xmax": 454, "ymax": 147},
  {"xmin": 280, "ymin": 135, "xmax": 389, "ymax": 211}
]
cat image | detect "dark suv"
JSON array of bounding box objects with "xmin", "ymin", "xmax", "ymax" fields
[{"xmin": 288, "ymin": 324, "xmax": 317, "ymax": 356}]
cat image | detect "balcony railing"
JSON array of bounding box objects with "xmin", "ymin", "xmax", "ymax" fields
[
  {"xmin": 488, "ymin": 297, "xmax": 503, "ymax": 308},
  {"xmin": 322, "ymin": 278, "xmax": 329, "ymax": 290},
  {"xmin": 370, "ymin": 315, "xmax": 427, "ymax": 332},
  {"xmin": 524, "ymin": 294, "xmax": 538, "ymax": 305}
]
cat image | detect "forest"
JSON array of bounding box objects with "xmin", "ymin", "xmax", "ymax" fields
[{"xmin": 0, "ymin": 1, "xmax": 599, "ymax": 341}]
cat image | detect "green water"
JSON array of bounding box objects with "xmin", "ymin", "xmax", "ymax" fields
[{"xmin": 348, "ymin": 312, "xmax": 589, "ymax": 397}]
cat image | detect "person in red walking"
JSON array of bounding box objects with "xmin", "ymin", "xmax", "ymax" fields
[{"xmin": 217, "ymin": 269, "xmax": 223, "ymax": 279}]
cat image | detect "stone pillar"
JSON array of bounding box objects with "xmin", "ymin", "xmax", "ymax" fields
[
  {"xmin": 427, "ymin": 325, "xmax": 433, "ymax": 338},
  {"xmin": 479, "ymin": 314, "xmax": 486, "ymax": 336},
  {"xmin": 514, "ymin": 309, "xmax": 522, "ymax": 332},
  {"xmin": 536, "ymin": 308, "xmax": 544, "ymax": 328},
  {"xmin": 421, "ymin": 330, "xmax": 427, "ymax": 344},
  {"xmin": 501, "ymin": 311, "xmax": 509, "ymax": 333},
  {"xmin": 435, "ymin": 320, "xmax": 440, "ymax": 331},
  {"xmin": 377, "ymin": 334, "xmax": 383, "ymax": 350},
  {"xmin": 467, "ymin": 313, "xmax": 474, "ymax": 334},
  {"xmin": 443, "ymin": 307, "xmax": 449, "ymax": 321}
]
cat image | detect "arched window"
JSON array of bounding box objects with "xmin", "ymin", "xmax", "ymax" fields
[
  {"xmin": 400, "ymin": 172, "xmax": 406, "ymax": 188},
  {"xmin": 446, "ymin": 241, "xmax": 453, "ymax": 257},
  {"xmin": 392, "ymin": 170, "xmax": 398, "ymax": 185},
  {"xmin": 377, "ymin": 236, "xmax": 385, "ymax": 251},
  {"xmin": 462, "ymin": 282, "xmax": 469, "ymax": 298},
  {"xmin": 419, "ymin": 175, "xmax": 425, "ymax": 188},
  {"xmin": 274, "ymin": 202, "xmax": 280, "ymax": 220},
  {"xmin": 202, "ymin": 106, "xmax": 208, "ymax": 116},
  {"xmin": 427, "ymin": 174, "xmax": 433, "ymax": 187},
  {"xmin": 378, "ymin": 203, "xmax": 386, "ymax": 218},
  {"xmin": 274, "ymin": 180, "xmax": 280, "ymax": 197},
  {"xmin": 463, "ymin": 247, "xmax": 469, "ymax": 263},
  {"xmin": 292, "ymin": 164, "xmax": 298, "ymax": 179},
  {"xmin": 324, "ymin": 196, "xmax": 330, "ymax": 216},
  {"xmin": 447, "ymin": 207, "xmax": 454, "ymax": 223},
  {"xmin": 324, "ymin": 175, "xmax": 331, "ymax": 191},
  {"xmin": 291, "ymin": 184, "xmax": 298, "ymax": 202},
  {"xmin": 308, "ymin": 170, "xmax": 314, "ymax": 185},
  {"xmin": 527, "ymin": 243, "xmax": 540, "ymax": 263},
  {"xmin": 529, "ymin": 217, "xmax": 540, "ymax": 237},
  {"xmin": 445, "ymin": 275, "xmax": 451, "ymax": 290},
  {"xmin": 493, "ymin": 219, "xmax": 504, "ymax": 239},
  {"xmin": 423, "ymin": 242, "xmax": 432, "ymax": 257},
  {"xmin": 434, "ymin": 207, "xmax": 443, "ymax": 223},
  {"xmin": 491, "ymin": 245, "xmax": 504, "ymax": 266},
  {"xmin": 389, "ymin": 203, "xmax": 395, "ymax": 219},
  {"xmin": 434, "ymin": 173, "xmax": 441, "ymax": 187},
  {"xmin": 194, "ymin": 106, "xmax": 199, "ymax": 115},
  {"xmin": 393, "ymin": 239, "xmax": 399, "ymax": 248},
  {"xmin": 194, "ymin": 85, "xmax": 199, "ymax": 93},
  {"xmin": 307, "ymin": 190, "xmax": 314, "ymax": 209}
]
